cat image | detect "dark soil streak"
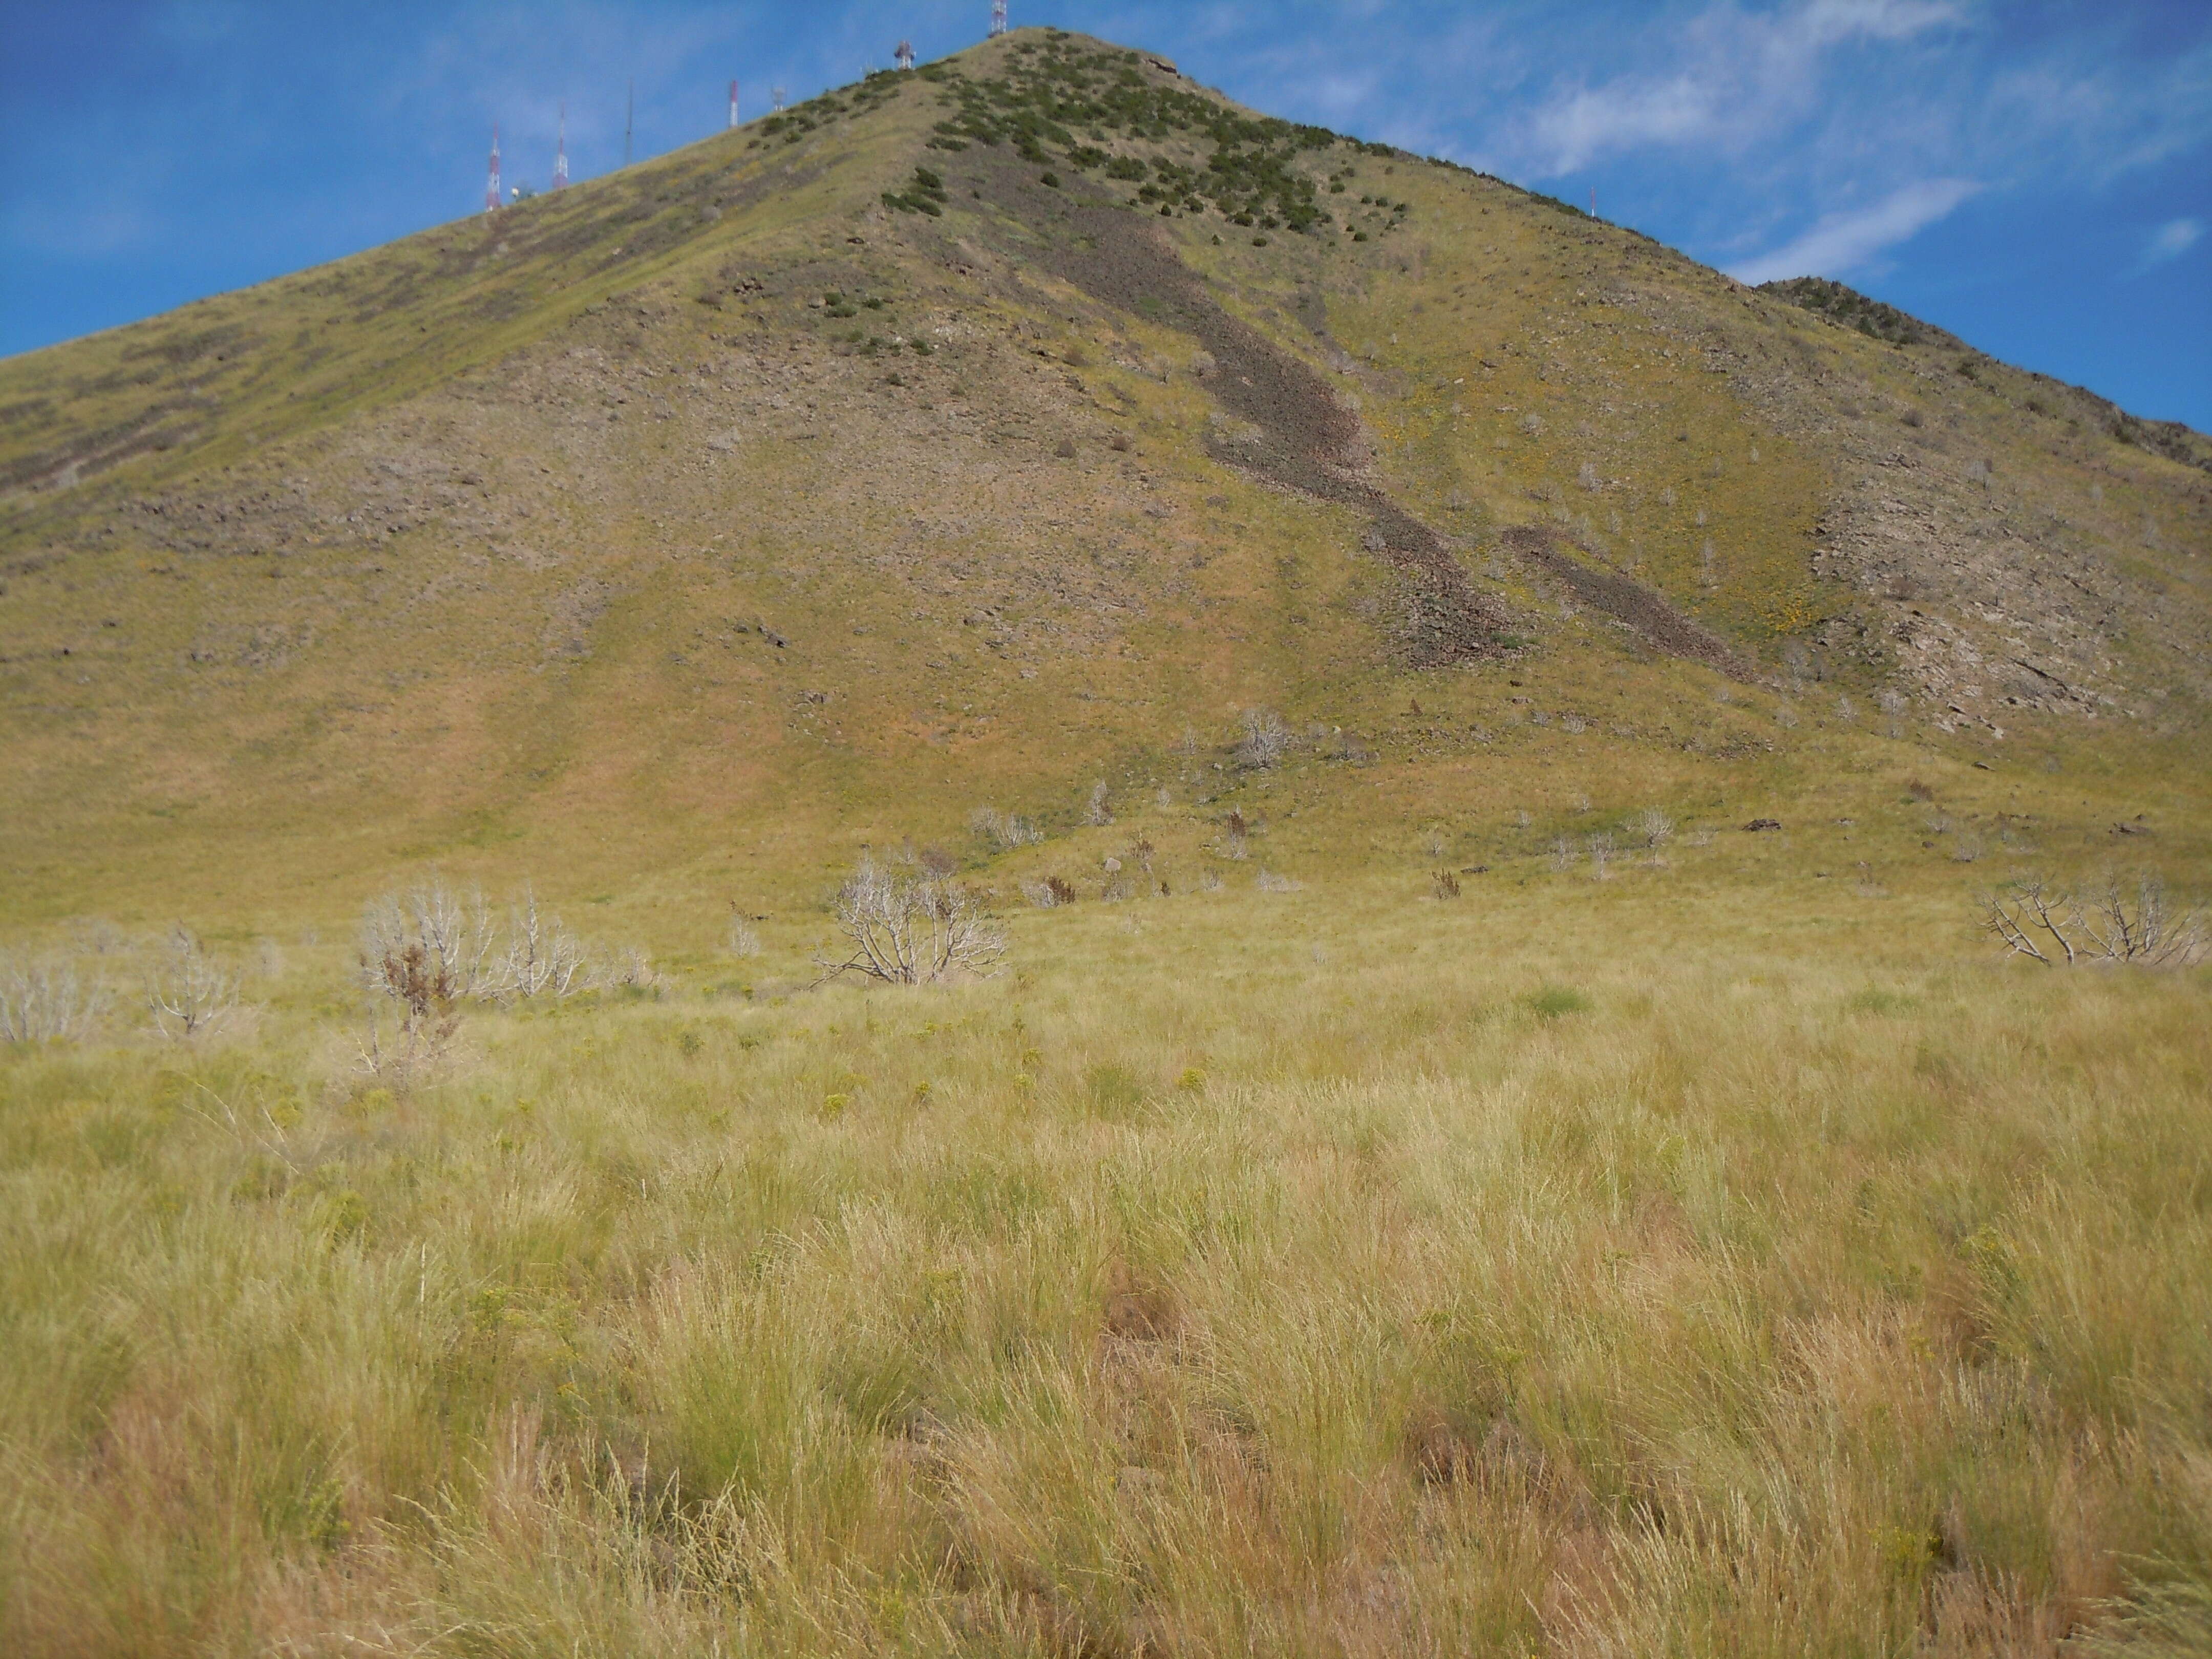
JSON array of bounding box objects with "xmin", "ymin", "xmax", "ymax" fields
[
  {"xmin": 1499, "ymin": 524, "xmax": 1754, "ymax": 681},
  {"xmin": 976, "ymin": 166, "xmax": 1508, "ymax": 667}
]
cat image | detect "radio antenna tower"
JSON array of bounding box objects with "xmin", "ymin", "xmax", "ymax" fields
[
  {"xmin": 989, "ymin": 2, "xmax": 1007, "ymax": 37},
  {"xmin": 895, "ymin": 40, "xmax": 915, "ymax": 71},
  {"xmin": 485, "ymin": 124, "xmax": 502, "ymax": 213},
  {"xmin": 624, "ymin": 79, "xmax": 634, "ymax": 167},
  {"xmin": 554, "ymin": 103, "xmax": 569, "ymax": 189},
  {"xmin": 771, "ymin": 85, "xmax": 786, "ymax": 112},
  {"xmin": 728, "ymin": 79, "xmax": 739, "ymax": 127}
]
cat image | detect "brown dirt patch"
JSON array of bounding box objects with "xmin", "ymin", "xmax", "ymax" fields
[
  {"xmin": 971, "ymin": 162, "xmax": 1509, "ymax": 668},
  {"xmin": 1498, "ymin": 523, "xmax": 1754, "ymax": 680}
]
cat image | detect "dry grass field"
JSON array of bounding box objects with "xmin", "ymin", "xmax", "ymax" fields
[
  {"xmin": 5, "ymin": 772, "xmax": 2210, "ymax": 1654},
  {"xmin": 4, "ymin": 27, "xmax": 2209, "ymax": 1656}
]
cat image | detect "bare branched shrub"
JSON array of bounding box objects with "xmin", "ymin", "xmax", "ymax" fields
[
  {"xmin": 1431, "ymin": 868, "xmax": 1461, "ymax": 900},
  {"xmin": 147, "ymin": 926, "xmax": 238, "ymax": 1040},
  {"xmin": 1233, "ymin": 708, "xmax": 1291, "ymax": 771},
  {"xmin": 1586, "ymin": 833, "xmax": 1614, "ymax": 878},
  {"xmin": 612, "ymin": 947, "xmax": 657, "ymax": 990},
  {"xmin": 1422, "ymin": 825, "xmax": 1449, "ymax": 859},
  {"xmin": 360, "ymin": 882, "xmax": 502, "ymax": 1001},
  {"xmin": 1632, "ymin": 807, "xmax": 1675, "ymax": 848},
  {"xmin": 1199, "ymin": 869, "xmax": 1224, "ymax": 892},
  {"xmin": 969, "ymin": 806, "xmax": 1041, "ymax": 849},
  {"xmin": 1021, "ymin": 875, "xmax": 1077, "ymax": 909},
  {"xmin": 1254, "ymin": 869, "xmax": 1299, "ymax": 893},
  {"xmin": 360, "ymin": 939, "xmax": 459, "ymax": 1081},
  {"xmin": 1223, "ymin": 808, "xmax": 1249, "ymax": 861},
  {"xmin": 1549, "ymin": 836, "xmax": 1577, "ymax": 873},
  {"xmin": 1085, "ymin": 780, "xmax": 1114, "ymax": 826},
  {"xmin": 817, "ymin": 856, "xmax": 1006, "ymax": 984},
  {"xmin": 361, "ymin": 880, "xmax": 594, "ymax": 1004},
  {"xmin": 726, "ymin": 912, "xmax": 763, "ymax": 957},
  {"xmin": 1980, "ymin": 871, "xmax": 2206, "ymax": 967},
  {"xmin": 500, "ymin": 889, "xmax": 593, "ymax": 999},
  {"xmin": 0, "ymin": 952, "xmax": 106, "ymax": 1045}
]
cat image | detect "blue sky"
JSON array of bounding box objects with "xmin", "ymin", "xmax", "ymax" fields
[{"xmin": 3, "ymin": 2, "xmax": 2207, "ymax": 429}]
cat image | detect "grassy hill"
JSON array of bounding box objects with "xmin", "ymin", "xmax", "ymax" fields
[
  {"xmin": 2, "ymin": 28, "xmax": 2209, "ymax": 1656},
  {"xmin": 3, "ymin": 27, "xmax": 2206, "ymax": 933}
]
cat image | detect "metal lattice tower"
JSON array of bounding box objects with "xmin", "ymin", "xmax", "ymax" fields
[
  {"xmin": 989, "ymin": 2, "xmax": 1007, "ymax": 38},
  {"xmin": 728, "ymin": 79, "xmax": 739, "ymax": 127},
  {"xmin": 554, "ymin": 103, "xmax": 569, "ymax": 189},
  {"xmin": 894, "ymin": 40, "xmax": 914, "ymax": 71},
  {"xmin": 485, "ymin": 125, "xmax": 502, "ymax": 213},
  {"xmin": 771, "ymin": 85, "xmax": 786, "ymax": 112}
]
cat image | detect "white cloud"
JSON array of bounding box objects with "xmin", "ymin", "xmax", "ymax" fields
[
  {"xmin": 1729, "ymin": 177, "xmax": 1979, "ymax": 284},
  {"xmin": 1513, "ymin": 0, "xmax": 1964, "ymax": 174},
  {"xmin": 2142, "ymin": 217, "xmax": 2204, "ymax": 266}
]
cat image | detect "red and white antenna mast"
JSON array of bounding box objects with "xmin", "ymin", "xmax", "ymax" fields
[
  {"xmin": 485, "ymin": 124, "xmax": 502, "ymax": 212},
  {"xmin": 895, "ymin": 40, "xmax": 915, "ymax": 71},
  {"xmin": 554, "ymin": 104, "xmax": 569, "ymax": 189},
  {"xmin": 990, "ymin": 2, "xmax": 1007, "ymax": 38},
  {"xmin": 728, "ymin": 79, "xmax": 739, "ymax": 127}
]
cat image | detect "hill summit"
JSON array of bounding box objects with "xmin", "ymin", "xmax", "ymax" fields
[{"xmin": 1, "ymin": 26, "xmax": 2205, "ymax": 925}]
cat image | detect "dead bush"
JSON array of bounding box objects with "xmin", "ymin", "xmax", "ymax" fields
[
  {"xmin": 1233, "ymin": 707, "xmax": 1291, "ymax": 770},
  {"xmin": 818, "ymin": 856, "xmax": 1006, "ymax": 984},
  {"xmin": 1586, "ymin": 833, "xmax": 1614, "ymax": 878},
  {"xmin": 361, "ymin": 880, "xmax": 593, "ymax": 1005},
  {"xmin": 0, "ymin": 951, "xmax": 106, "ymax": 1045},
  {"xmin": 360, "ymin": 940, "xmax": 459, "ymax": 1081},
  {"xmin": 147, "ymin": 926, "xmax": 238, "ymax": 1040},
  {"xmin": 969, "ymin": 805, "xmax": 1041, "ymax": 849},
  {"xmin": 1632, "ymin": 807, "xmax": 1674, "ymax": 848},
  {"xmin": 360, "ymin": 881, "xmax": 502, "ymax": 1001},
  {"xmin": 499, "ymin": 889, "xmax": 593, "ymax": 998},
  {"xmin": 1431, "ymin": 868, "xmax": 1461, "ymax": 900},
  {"xmin": 1021, "ymin": 875, "xmax": 1077, "ymax": 909},
  {"xmin": 1980, "ymin": 871, "xmax": 2206, "ymax": 967}
]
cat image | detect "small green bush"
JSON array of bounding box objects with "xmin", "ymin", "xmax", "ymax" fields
[{"xmin": 1526, "ymin": 985, "xmax": 1590, "ymax": 1019}]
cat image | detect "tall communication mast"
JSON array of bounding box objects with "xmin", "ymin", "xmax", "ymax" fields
[
  {"xmin": 990, "ymin": 2, "xmax": 1007, "ymax": 37},
  {"xmin": 485, "ymin": 125, "xmax": 502, "ymax": 213},
  {"xmin": 771, "ymin": 85, "xmax": 786, "ymax": 112},
  {"xmin": 554, "ymin": 103, "xmax": 569, "ymax": 189},
  {"xmin": 728, "ymin": 79, "xmax": 739, "ymax": 127},
  {"xmin": 895, "ymin": 40, "xmax": 915, "ymax": 71},
  {"xmin": 624, "ymin": 80, "xmax": 634, "ymax": 167}
]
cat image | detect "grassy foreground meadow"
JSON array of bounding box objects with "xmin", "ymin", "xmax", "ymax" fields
[{"xmin": 5, "ymin": 853, "xmax": 2210, "ymax": 1655}]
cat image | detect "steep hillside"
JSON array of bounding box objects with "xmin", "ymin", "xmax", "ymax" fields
[{"xmin": 2, "ymin": 27, "xmax": 2206, "ymax": 929}]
